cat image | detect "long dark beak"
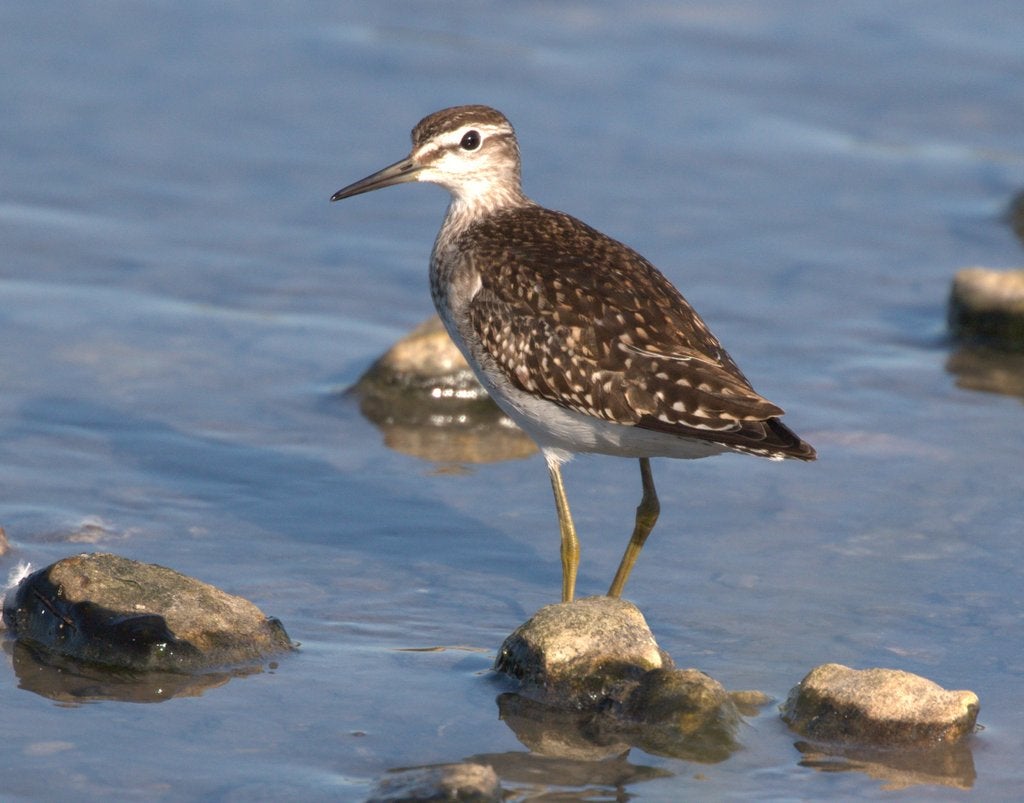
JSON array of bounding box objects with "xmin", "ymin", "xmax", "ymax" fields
[{"xmin": 330, "ymin": 156, "xmax": 421, "ymax": 202}]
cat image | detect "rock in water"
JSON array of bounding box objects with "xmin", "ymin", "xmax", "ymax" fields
[
  {"xmin": 350, "ymin": 316, "xmax": 536, "ymax": 464},
  {"xmin": 623, "ymin": 668, "xmax": 742, "ymax": 761},
  {"xmin": 494, "ymin": 596, "xmax": 744, "ymax": 762},
  {"xmin": 495, "ymin": 596, "xmax": 668, "ymax": 706},
  {"xmin": 781, "ymin": 663, "xmax": 979, "ymax": 747},
  {"xmin": 3, "ymin": 553, "xmax": 292, "ymax": 672},
  {"xmin": 948, "ymin": 267, "xmax": 1024, "ymax": 350}
]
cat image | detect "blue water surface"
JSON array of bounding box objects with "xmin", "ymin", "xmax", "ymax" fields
[{"xmin": 2, "ymin": 1, "xmax": 1023, "ymax": 799}]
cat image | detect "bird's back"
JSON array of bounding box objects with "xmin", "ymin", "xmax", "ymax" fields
[{"xmin": 433, "ymin": 204, "xmax": 816, "ymax": 462}]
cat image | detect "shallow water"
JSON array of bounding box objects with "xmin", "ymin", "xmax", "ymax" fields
[{"xmin": 2, "ymin": 1, "xmax": 1024, "ymax": 799}]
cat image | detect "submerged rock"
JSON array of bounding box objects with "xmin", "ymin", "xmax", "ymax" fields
[
  {"xmin": 622, "ymin": 668, "xmax": 742, "ymax": 761},
  {"xmin": 350, "ymin": 316, "xmax": 536, "ymax": 463},
  {"xmin": 781, "ymin": 663, "xmax": 979, "ymax": 748},
  {"xmin": 3, "ymin": 553, "xmax": 293, "ymax": 673},
  {"xmin": 366, "ymin": 762, "xmax": 502, "ymax": 802},
  {"xmin": 729, "ymin": 689, "xmax": 774, "ymax": 716},
  {"xmin": 494, "ymin": 596, "xmax": 743, "ymax": 762},
  {"xmin": 948, "ymin": 267, "xmax": 1024, "ymax": 350}
]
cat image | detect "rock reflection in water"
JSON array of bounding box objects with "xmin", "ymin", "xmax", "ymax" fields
[
  {"xmin": 497, "ymin": 690, "xmax": 740, "ymax": 765},
  {"xmin": 794, "ymin": 739, "xmax": 977, "ymax": 791},
  {"xmin": 465, "ymin": 745, "xmax": 672, "ymax": 798},
  {"xmin": 4, "ymin": 640, "xmax": 267, "ymax": 704},
  {"xmin": 946, "ymin": 346, "xmax": 1024, "ymax": 401}
]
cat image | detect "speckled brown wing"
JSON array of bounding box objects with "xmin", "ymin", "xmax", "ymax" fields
[{"xmin": 461, "ymin": 207, "xmax": 815, "ymax": 459}]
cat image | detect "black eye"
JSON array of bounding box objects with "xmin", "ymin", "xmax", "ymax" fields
[{"xmin": 460, "ymin": 130, "xmax": 481, "ymax": 151}]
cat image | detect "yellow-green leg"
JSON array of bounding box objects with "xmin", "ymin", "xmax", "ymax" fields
[
  {"xmin": 608, "ymin": 457, "xmax": 660, "ymax": 598},
  {"xmin": 546, "ymin": 458, "xmax": 580, "ymax": 603}
]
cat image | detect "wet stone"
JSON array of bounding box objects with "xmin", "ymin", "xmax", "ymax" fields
[
  {"xmin": 948, "ymin": 267, "xmax": 1024, "ymax": 350},
  {"xmin": 729, "ymin": 688, "xmax": 774, "ymax": 716},
  {"xmin": 625, "ymin": 668, "xmax": 740, "ymax": 730},
  {"xmin": 494, "ymin": 596, "xmax": 744, "ymax": 763},
  {"xmin": 621, "ymin": 668, "xmax": 741, "ymax": 761},
  {"xmin": 495, "ymin": 596, "xmax": 669, "ymax": 707},
  {"xmin": 2, "ymin": 553, "xmax": 293, "ymax": 673},
  {"xmin": 366, "ymin": 762, "xmax": 502, "ymax": 802},
  {"xmin": 781, "ymin": 663, "xmax": 979, "ymax": 748},
  {"xmin": 350, "ymin": 316, "xmax": 536, "ymax": 464},
  {"xmin": 357, "ymin": 315, "xmax": 486, "ymax": 397}
]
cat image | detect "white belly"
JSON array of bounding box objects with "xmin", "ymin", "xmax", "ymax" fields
[{"xmin": 469, "ymin": 349, "xmax": 727, "ymax": 464}]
